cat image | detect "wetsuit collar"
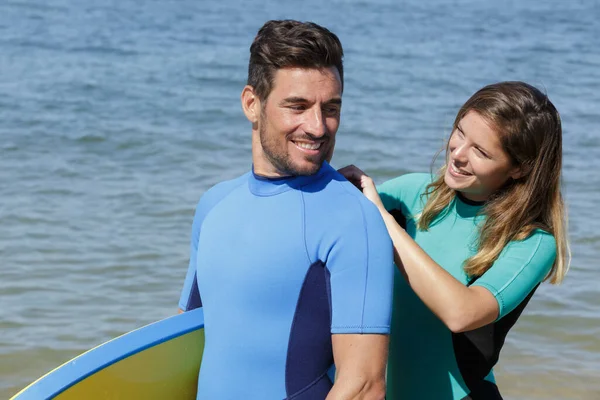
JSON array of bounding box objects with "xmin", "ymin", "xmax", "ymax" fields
[
  {"xmin": 455, "ymin": 192, "xmax": 485, "ymax": 219},
  {"xmin": 248, "ymin": 162, "xmax": 330, "ymax": 196}
]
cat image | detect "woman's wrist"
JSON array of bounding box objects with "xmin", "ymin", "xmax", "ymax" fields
[
  {"xmin": 378, "ymin": 206, "xmax": 391, "ymax": 220},
  {"xmin": 380, "ymin": 208, "xmax": 407, "ymax": 232}
]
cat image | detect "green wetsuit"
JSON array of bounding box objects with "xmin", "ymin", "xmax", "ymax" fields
[{"xmin": 379, "ymin": 173, "xmax": 556, "ymax": 400}]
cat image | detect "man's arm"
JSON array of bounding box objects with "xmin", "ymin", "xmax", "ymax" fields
[
  {"xmin": 326, "ymin": 334, "xmax": 388, "ymax": 400},
  {"xmin": 305, "ymin": 185, "xmax": 394, "ymax": 399},
  {"xmin": 177, "ymin": 176, "xmax": 246, "ymax": 313},
  {"xmin": 178, "ymin": 200, "xmax": 204, "ymax": 313}
]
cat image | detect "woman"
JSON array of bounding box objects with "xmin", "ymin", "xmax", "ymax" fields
[{"xmin": 339, "ymin": 81, "xmax": 569, "ymax": 400}]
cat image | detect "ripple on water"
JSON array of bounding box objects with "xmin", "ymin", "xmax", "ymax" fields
[{"xmin": 75, "ymin": 134, "xmax": 107, "ymax": 143}]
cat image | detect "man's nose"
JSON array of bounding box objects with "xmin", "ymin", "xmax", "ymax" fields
[{"xmin": 304, "ymin": 107, "xmax": 327, "ymax": 138}]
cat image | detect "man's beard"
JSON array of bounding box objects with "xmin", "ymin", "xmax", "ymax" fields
[{"xmin": 259, "ymin": 120, "xmax": 330, "ymax": 177}]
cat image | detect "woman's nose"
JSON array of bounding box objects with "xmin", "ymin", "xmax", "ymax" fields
[{"xmin": 452, "ymin": 143, "xmax": 468, "ymax": 162}]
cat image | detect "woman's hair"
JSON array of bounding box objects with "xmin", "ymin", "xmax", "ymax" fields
[
  {"xmin": 248, "ymin": 20, "xmax": 344, "ymax": 101},
  {"xmin": 419, "ymin": 81, "xmax": 569, "ymax": 284}
]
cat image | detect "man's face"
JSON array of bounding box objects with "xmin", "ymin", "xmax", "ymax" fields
[{"xmin": 255, "ymin": 67, "xmax": 342, "ymax": 176}]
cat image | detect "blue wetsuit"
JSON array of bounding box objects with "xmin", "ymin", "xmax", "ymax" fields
[{"xmin": 179, "ymin": 162, "xmax": 394, "ymax": 400}]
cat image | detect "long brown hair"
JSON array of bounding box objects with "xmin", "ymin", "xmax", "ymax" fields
[{"xmin": 419, "ymin": 81, "xmax": 569, "ymax": 283}]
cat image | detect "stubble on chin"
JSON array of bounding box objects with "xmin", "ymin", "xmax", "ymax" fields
[{"xmin": 259, "ymin": 130, "xmax": 325, "ymax": 177}]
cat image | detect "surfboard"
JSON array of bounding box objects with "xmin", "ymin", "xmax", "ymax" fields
[{"xmin": 11, "ymin": 308, "xmax": 205, "ymax": 400}]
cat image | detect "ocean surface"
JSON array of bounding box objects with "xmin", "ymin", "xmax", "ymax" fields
[{"xmin": 1, "ymin": 0, "xmax": 599, "ymax": 398}]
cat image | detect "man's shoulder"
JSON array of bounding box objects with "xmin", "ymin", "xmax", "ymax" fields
[
  {"xmin": 306, "ymin": 165, "xmax": 386, "ymax": 228},
  {"xmin": 309, "ymin": 164, "xmax": 374, "ymax": 205},
  {"xmin": 197, "ymin": 172, "xmax": 249, "ymax": 211}
]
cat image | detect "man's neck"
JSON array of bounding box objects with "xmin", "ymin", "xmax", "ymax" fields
[{"xmin": 252, "ymin": 163, "xmax": 290, "ymax": 178}]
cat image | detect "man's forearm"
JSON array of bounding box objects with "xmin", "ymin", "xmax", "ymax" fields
[
  {"xmin": 326, "ymin": 376, "xmax": 386, "ymax": 400},
  {"xmin": 329, "ymin": 331, "xmax": 389, "ymax": 399}
]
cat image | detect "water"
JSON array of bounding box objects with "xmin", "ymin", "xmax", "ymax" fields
[{"xmin": 1, "ymin": 0, "xmax": 599, "ymax": 398}]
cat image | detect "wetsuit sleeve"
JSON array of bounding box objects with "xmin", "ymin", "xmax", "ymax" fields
[
  {"xmin": 177, "ymin": 176, "xmax": 246, "ymax": 311},
  {"xmin": 328, "ymin": 200, "xmax": 394, "ymax": 334},
  {"xmin": 472, "ymin": 232, "xmax": 556, "ymax": 320},
  {"xmin": 178, "ymin": 200, "xmax": 203, "ymax": 311}
]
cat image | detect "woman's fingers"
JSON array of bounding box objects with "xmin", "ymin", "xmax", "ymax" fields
[
  {"xmin": 338, "ymin": 165, "xmax": 379, "ymax": 195},
  {"xmin": 338, "ymin": 164, "xmax": 367, "ymax": 181},
  {"xmin": 338, "ymin": 166, "xmax": 366, "ymax": 190},
  {"xmin": 337, "ymin": 165, "xmax": 384, "ymax": 209}
]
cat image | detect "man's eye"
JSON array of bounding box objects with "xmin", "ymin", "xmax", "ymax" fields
[{"xmin": 289, "ymin": 105, "xmax": 305, "ymax": 111}]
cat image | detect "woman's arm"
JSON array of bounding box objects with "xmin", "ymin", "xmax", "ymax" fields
[
  {"xmin": 379, "ymin": 211, "xmax": 498, "ymax": 332},
  {"xmin": 338, "ymin": 165, "xmax": 498, "ymax": 332}
]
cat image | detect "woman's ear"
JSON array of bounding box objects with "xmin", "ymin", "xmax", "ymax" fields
[
  {"xmin": 241, "ymin": 85, "xmax": 260, "ymax": 124},
  {"xmin": 510, "ymin": 162, "xmax": 531, "ymax": 180},
  {"xmin": 510, "ymin": 167, "xmax": 523, "ymax": 180}
]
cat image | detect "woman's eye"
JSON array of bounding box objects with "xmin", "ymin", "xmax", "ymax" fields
[
  {"xmin": 475, "ymin": 147, "xmax": 489, "ymax": 158},
  {"xmin": 451, "ymin": 130, "xmax": 463, "ymax": 141}
]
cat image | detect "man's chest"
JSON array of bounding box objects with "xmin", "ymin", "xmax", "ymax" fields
[{"xmin": 196, "ymin": 194, "xmax": 314, "ymax": 303}]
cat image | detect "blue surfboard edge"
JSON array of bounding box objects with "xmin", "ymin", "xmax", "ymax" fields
[{"xmin": 12, "ymin": 308, "xmax": 205, "ymax": 400}]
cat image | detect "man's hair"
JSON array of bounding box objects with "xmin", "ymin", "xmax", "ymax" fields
[{"xmin": 248, "ymin": 20, "xmax": 344, "ymax": 101}]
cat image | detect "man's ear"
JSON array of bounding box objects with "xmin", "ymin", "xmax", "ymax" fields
[{"xmin": 241, "ymin": 85, "xmax": 260, "ymax": 124}]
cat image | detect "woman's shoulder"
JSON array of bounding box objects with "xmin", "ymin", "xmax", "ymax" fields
[
  {"xmin": 377, "ymin": 172, "xmax": 435, "ymax": 213},
  {"xmin": 509, "ymin": 228, "xmax": 556, "ymax": 248},
  {"xmin": 511, "ymin": 229, "xmax": 557, "ymax": 255},
  {"xmin": 378, "ymin": 172, "xmax": 433, "ymax": 194},
  {"xmin": 495, "ymin": 229, "xmax": 557, "ymax": 277}
]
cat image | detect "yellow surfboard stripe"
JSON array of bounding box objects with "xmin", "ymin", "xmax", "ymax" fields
[
  {"xmin": 12, "ymin": 328, "xmax": 204, "ymax": 400},
  {"xmin": 57, "ymin": 329, "xmax": 204, "ymax": 399}
]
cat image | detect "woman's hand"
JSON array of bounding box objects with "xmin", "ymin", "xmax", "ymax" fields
[{"xmin": 338, "ymin": 165, "xmax": 386, "ymax": 211}]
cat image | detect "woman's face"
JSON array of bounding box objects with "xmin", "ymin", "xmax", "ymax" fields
[{"xmin": 444, "ymin": 110, "xmax": 521, "ymax": 202}]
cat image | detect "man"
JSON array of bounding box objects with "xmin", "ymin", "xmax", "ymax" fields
[{"xmin": 179, "ymin": 20, "xmax": 394, "ymax": 400}]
